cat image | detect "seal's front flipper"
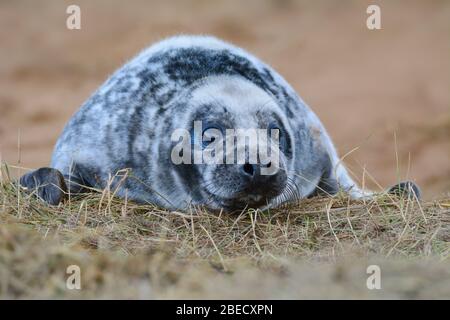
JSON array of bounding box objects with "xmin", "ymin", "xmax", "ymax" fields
[
  {"xmin": 388, "ymin": 181, "xmax": 421, "ymax": 200},
  {"xmin": 19, "ymin": 167, "xmax": 68, "ymax": 205}
]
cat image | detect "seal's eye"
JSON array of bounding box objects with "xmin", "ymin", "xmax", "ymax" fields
[
  {"xmin": 268, "ymin": 123, "xmax": 286, "ymax": 150},
  {"xmin": 191, "ymin": 125, "xmax": 222, "ymax": 149},
  {"xmin": 202, "ymin": 126, "xmax": 221, "ymax": 149},
  {"xmin": 268, "ymin": 123, "xmax": 282, "ymax": 138}
]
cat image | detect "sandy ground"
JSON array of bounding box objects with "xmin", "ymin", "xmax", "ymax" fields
[{"xmin": 0, "ymin": 0, "xmax": 449, "ymax": 198}]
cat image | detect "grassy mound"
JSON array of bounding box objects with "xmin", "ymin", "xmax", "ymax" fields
[{"xmin": 0, "ymin": 164, "xmax": 449, "ymax": 298}]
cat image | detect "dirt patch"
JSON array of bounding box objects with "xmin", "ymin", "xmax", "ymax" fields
[{"xmin": 0, "ymin": 166, "xmax": 449, "ymax": 298}]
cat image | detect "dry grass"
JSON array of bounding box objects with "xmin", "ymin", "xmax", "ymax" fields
[{"xmin": 0, "ymin": 163, "xmax": 449, "ymax": 299}]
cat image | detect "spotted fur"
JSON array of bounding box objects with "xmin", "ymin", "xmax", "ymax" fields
[{"xmin": 48, "ymin": 35, "xmax": 371, "ymax": 211}]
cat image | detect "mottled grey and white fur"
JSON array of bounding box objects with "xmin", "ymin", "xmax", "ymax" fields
[{"xmin": 20, "ymin": 35, "xmax": 420, "ymax": 211}]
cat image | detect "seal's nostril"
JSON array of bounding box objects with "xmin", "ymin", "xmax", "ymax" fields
[
  {"xmin": 242, "ymin": 163, "xmax": 255, "ymax": 176},
  {"xmin": 262, "ymin": 161, "xmax": 272, "ymax": 168}
]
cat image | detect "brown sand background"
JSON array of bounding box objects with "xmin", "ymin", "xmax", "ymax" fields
[{"xmin": 0, "ymin": 0, "xmax": 449, "ymax": 198}]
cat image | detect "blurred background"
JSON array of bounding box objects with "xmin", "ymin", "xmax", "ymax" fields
[{"xmin": 0, "ymin": 0, "xmax": 448, "ymax": 198}]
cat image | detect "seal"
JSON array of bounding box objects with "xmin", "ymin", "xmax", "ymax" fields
[{"xmin": 19, "ymin": 35, "xmax": 421, "ymax": 211}]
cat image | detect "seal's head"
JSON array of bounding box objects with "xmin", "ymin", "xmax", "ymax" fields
[{"xmin": 170, "ymin": 76, "xmax": 294, "ymax": 211}]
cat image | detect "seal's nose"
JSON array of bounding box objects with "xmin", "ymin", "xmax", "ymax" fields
[
  {"xmin": 241, "ymin": 163, "xmax": 255, "ymax": 177},
  {"xmin": 237, "ymin": 161, "xmax": 283, "ymax": 201},
  {"xmin": 240, "ymin": 161, "xmax": 273, "ymax": 179}
]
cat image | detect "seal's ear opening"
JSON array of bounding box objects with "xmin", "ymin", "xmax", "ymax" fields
[
  {"xmin": 388, "ymin": 181, "xmax": 421, "ymax": 200},
  {"xmin": 19, "ymin": 167, "xmax": 68, "ymax": 205}
]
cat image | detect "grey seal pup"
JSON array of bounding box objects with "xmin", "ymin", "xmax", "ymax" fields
[{"xmin": 20, "ymin": 35, "xmax": 420, "ymax": 211}]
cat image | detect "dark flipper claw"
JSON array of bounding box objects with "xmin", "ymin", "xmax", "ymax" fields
[
  {"xmin": 19, "ymin": 167, "xmax": 68, "ymax": 205},
  {"xmin": 388, "ymin": 181, "xmax": 421, "ymax": 200}
]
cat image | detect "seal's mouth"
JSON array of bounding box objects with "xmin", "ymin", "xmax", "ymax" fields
[
  {"xmin": 207, "ymin": 186, "xmax": 284, "ymax": 212},
  {"xmin": 201, "ymin": 164, "xmax": 288, "ymax": 212},
  {"xmin": 219, "ymin": 199, "xmax": 269, "ymax": 212},
  {"xmin": 218, "ymin": 195, "xmax": 270, "ymax": 212}
]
